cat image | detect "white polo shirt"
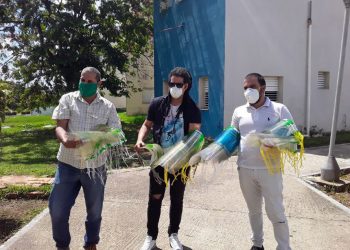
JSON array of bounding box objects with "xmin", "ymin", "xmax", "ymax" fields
[
  {"xmin": 231, "ymin": 97, "xmax": 293, "ymax": 169},
  {"xmin": 52, "ymin": 91, "xmax": 121, "ymax": 169}
]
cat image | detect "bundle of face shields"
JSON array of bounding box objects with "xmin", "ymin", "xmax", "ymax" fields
[
  {"xmin": 189, "ymin": 126, "xmax": 240, "ymax": 167},
  {"xmin": 68, "ymin": 128, "xmax": 126, "ymax": 161},
  {"xmin": 144, "ymin": 130, "xmax": 205, "ymax": 185},
  {"xmin": 253, "ymin": 119, "xmax": 304, "ymax": 174}
]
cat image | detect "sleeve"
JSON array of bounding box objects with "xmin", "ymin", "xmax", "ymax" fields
[
  {"xmin": 189, "ymin": 104, "xmax": 201, "ymax": 124},
  {"xmin": 146, "ymin": 98, "xmax": 158, "ymax": 122},
  {"xmin": 52, "ymin": 95, "xmax": 70, "ymax": 120},
  {"xmin": 280, "ymin": 105, "xmax": 294, "ymax": 121},
  {"xmin": 107, "ymin": 103, "xmax": 122, "ymax": 129},
  {"xmin": 231, "ymin": 108, "xmax": 239, "ymax": 131}
]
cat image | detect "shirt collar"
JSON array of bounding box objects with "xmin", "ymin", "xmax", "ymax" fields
[{"xmin": 75, "ymin": 91, "xmax": 102, "ymax": 104}]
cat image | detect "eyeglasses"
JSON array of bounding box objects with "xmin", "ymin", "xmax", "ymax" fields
[{"xmin": 168, "ymin": 82, "xmax": 185, "ymax": 88}]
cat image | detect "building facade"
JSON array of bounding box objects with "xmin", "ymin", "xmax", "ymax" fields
[{"xmin": 154, "ymin": 0, "xmax": 350, "ymax": 137}]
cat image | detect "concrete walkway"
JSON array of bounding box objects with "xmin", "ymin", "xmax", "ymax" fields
[{"xmin": 1, "ymin": 145, "xmax": 350, "ymax": 250}]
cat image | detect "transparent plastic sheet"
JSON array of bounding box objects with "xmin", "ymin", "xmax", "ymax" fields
[
  {"xmin": 68, "ymin": 128, "xmax": 126, "ymax": 161},
  {"xmin": 150, "ymin": 130, "xmax": 205, "ymax": 186},
  {"xmin": 189, "ymin": 160, "xmax": 233, "ymax": 192},
  {"xmin": 142, "ymin": 144, "xmax": 164, "ymax": 166},
  {"xmin": 189, "ymin": 126, "xmax": 240, "ymax": 166},
  {"xmin": 67, "ymin": 127, "xmax": 127, "ymax": 182},
  {"xmin": 247, "ymin": 119, "xmax": 304, "ymax": 175}
]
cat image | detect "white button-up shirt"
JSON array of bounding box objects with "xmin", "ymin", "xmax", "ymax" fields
[
  {"xmin": 231, "ymin": 97, "xmax": 293, "ymax": 169},
  {"xmin": 52, "ymin": 91, "xmax": 121, "ymax": 169}
]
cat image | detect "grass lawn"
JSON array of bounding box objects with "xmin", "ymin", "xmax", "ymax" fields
[
  {"xmin": 0, "ymin": 113, "xmax": 148, "ymax": 177},
  {"xmin": 0, "ymin": 115, "xmax": 57, "ymax": 177},
  {"xmin": 304, "ymin": 131, "xmax": 350, "ymax": 148}
]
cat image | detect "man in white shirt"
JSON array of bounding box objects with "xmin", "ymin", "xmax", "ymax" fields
[
  {"xmin": 231, "ymin": 73, "xmax": 292, "ymax": 250},
  {"xmin": 49, "ymin": 67, "xmax": 121, "ymax": 250}
]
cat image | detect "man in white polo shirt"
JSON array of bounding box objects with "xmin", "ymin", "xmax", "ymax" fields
[
  {"xmin": 231, "ymin": 73, "xmax": 293, "ymax": 250},
  {"xmin": 49, "ymin": 67, "xmax": 121, "ymax": 250}
]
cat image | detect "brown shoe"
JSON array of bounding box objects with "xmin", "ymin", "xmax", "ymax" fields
[{"xmin": 84, "ymin": 245, "xmax": 97, "ymax": 250}]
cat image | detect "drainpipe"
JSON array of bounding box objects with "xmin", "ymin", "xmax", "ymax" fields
[{"xmin": 305, "ymin": 1, "xmax": 312, "ymax": 136}]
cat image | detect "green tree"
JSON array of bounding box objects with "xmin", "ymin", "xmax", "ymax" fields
[{"xmin": 0, "ymin": 0, "xmax": 153, "ymax": 110}]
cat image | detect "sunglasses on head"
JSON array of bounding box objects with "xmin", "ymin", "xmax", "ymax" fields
[{"xmin": 168, "ymin": 82, "xmax": 185, "ymax": 88}]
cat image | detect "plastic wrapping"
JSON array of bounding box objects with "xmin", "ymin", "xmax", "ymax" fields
[
  {"xmin": 139, "ymin": 144, "xmax": 164, "ymax": 166},
  {"xmin": 189, "ymin": 126, "xmax": 240, "ymax": 166},
  {"xmin": 67, "ymin": 127, "xmax": 127, "ymax": 182},
  {"xmin": 68, "ymin": 128, "xmax": 126, "ymax": 161},
  {"xmin": 253, "ymin": 119, "xmax": 304, "ymax": 174},
  {"xmin": 150, "ymin": 130, "xmax": 205, "ymax": 185}
]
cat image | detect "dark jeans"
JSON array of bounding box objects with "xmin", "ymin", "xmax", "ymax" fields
[
  {"xmin": 49, "ymin": 162, "xmax": 107, "ymax": 248},
  {"xmin": 147, "ymin": 166, "xmax": 188, "ymax": 240}
]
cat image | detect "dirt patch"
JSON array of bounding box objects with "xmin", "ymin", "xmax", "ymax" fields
[
  {"xmin": 0, "ymin": 199, "xmax": 47, "ymax": 244},
  {"xmin": 323, "ymin": 171, "xmax": 350, "ymax": 208},
  {"xmin": 304, "ymin": 169, "xmax": 350, "ymax": 209},
  {"xmin": 328, "ymin": 192, "xmax": 350, "ymax": 208},
  {"xmin": 0, "ymin": 176, "xmax": 53, "ymax": 189},
  {"xmin": 317, "ymin": 171, "xmax": 350, "ymax": 208}
]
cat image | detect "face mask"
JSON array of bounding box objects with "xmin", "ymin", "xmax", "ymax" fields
[
  {"xmin": 79, "ymin": 82, "xmax": 97, "ymax": 97},
  {"xmin": 244, "ymin": 88, "xmax": 260, "ymax": 104},
  {"xmin": 170, "ymin": 86, "xmax": 183, "ymax": 99}
]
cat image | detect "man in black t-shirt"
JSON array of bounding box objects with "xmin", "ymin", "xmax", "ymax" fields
[{"xmin": 135, "ymin": 67, "xmax": 201, "ymax": 250}]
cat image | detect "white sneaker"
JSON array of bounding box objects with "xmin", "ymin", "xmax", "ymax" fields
[
  {"xmin": 169, "ymin": 233, "xmax": 183, "ymax": 250},
  {"xmin": 140, "ymin": 235, "xmax": 156, "ymax": 250}
]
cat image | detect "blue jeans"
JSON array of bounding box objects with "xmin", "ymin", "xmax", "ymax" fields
[{"xmin": 49, "ymin": 162, "xmax": 107, "ymax": 248}]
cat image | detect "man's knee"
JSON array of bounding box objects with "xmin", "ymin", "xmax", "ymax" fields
[
  {"xmin": 151, "ymin": 194, "xmax": 163, "ymax": 200},
  {"xmin": 50, "ymin": 206, "xmax": 69, "ymax": 223},
  {"xmin": 170, "ymin": 193, "xmax": 184, "ymax": 205},
  {"xmin": 267, "ymin": 211, "xmax": 287, "ymax": 224}
]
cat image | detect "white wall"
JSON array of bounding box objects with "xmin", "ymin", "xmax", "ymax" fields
[
  {"xmin": 311, "ymin": 0, "xmax": 350, "ymax": 131},
  {"xmin": 103, "ymin": 92, "xmax": 126, "ymax": 109},
  {"xmin": 126, "ymin": 55, "xmax": 154, "ymax": 115},
  {"xmin": 224, "ymin": 0, "xmax": 350, "ymax": 132}
]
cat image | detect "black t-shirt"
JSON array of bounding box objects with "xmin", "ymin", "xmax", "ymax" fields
[{"xmin": 147, "ymin": 95, "xmax": 201, "ymax": 144}]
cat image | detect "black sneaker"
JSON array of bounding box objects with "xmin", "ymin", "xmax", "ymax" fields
[{"xmin": 250, "ymin": 246, "xmax": 264, "ymax": 250}]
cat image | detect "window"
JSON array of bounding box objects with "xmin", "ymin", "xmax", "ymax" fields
[
  {"xmin": 142, "ymin": 88, "xmax": 154, "ymax": 104},
  {"xmin": 199, "ymin": 77, "xmax": 209, "ymax": 110},
  {"xmin": 317, "ymin": 71, "xmax": 330, "ymax": 89},
  {"xmin": 264, "ymin": 76, "xmax": 282, "ymax": 102}
]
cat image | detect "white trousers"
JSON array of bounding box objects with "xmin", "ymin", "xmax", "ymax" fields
[{"xmin": 238, "ymin": 167, "xmax": 291, "ymax": 250}]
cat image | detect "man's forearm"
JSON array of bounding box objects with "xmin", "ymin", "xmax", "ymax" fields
[
  {"xmin": 137, "ymin": 124, "xmax": 150, "ymax": 142},
  {"xmin": 55, "ymin": 126, "xmax": 68, "ymax": 143}
]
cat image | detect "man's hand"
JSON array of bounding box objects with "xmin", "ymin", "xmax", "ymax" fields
[
  {"xmin": 134, "ymin": 140, "xmax": 146, "ymax": 153},
  {"xmin": 55, "ymin": 120, "xmax": 82, "ymax": 148},
  {"xmin": 261, "ymin": 138, "xmax": 276, "ymax": 148},
  {"xmin": 61, "ymin": 137, "xmax": 82, "ymax": 148}
]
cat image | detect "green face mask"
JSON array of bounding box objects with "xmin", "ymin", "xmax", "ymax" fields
[{"xmin": 79, "ymin": 82, "xmax": 98, "ymax": 97}]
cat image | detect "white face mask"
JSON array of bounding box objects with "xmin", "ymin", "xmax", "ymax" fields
[
  {"xmin": 170, "ymin": 87, "xmax": 183, "ymax": 99},
  {"xmin": 244, "ymin": 88, "xmax": 260, "ymax": 104}
]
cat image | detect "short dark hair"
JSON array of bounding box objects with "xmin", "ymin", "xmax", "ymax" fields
[
  {"xmin": 245, "ymin": 73, "xmax": 266, "ymax": 86},
  {"xmin": 168, "ymin": 67, "xmax": 192, "ymax": 91}
]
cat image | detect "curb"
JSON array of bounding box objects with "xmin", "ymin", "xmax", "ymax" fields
[{"xmin": 297, "ymin": 177, "xmax": 350, "ymax": 215}]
